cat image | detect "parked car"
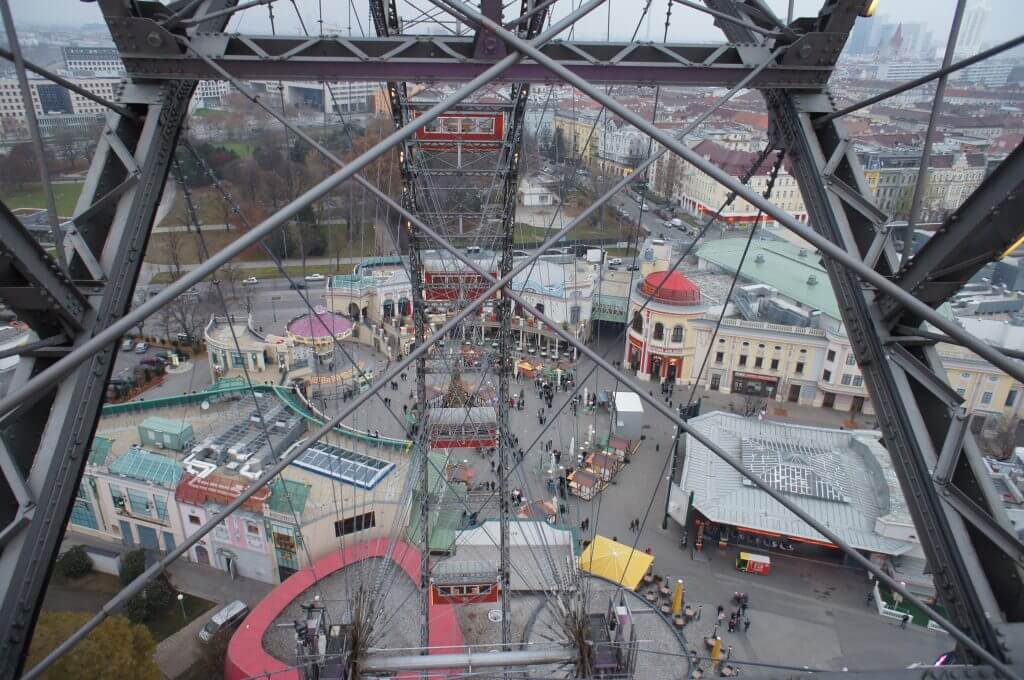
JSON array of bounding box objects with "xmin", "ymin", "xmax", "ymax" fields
[
  {"xmin": 242, "ymin": 276, "xmax": 258, "ymax": 285},
  {"xmin": 291, "ymin": 280, "xmax": 307, "ymax": 290},
  {"xmin": 133, "ymin": 342, "xmax": 149, "ymax": 354},
  {"xmin": 198, "ymin": 601, "xmax": 249, "ymax": 643},
  {"xmin": 304, "ymin": 273, "xmax": 325, "ymax": 281},
  {"xmin": 177, "ymin": 332, "xmax": 193, "ymax": 343},
  {"xmin": 609, "ymin": 257, "xmax": 623, "ymax": 266},
  {"xmin": 121, "ymin": 339, "xmax": 134, "ymax": 352}
]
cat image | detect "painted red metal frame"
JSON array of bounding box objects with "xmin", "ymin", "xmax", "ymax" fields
[{"xmin": 224, "ymin": 538, "xmax": 464, "ymax": 679}]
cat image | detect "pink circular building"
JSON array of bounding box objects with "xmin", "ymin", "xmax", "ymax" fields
[{"xmin": 286, "ymin": 308, "xmax": 353, "ymax": 356}]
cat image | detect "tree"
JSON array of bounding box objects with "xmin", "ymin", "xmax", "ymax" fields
[
  {"xmin": 0, "ymin": 143, "xmax": 37, "ymax": 192},
  {"xmin": 119, "ymin": 549, "xmax": 146, "ymax": 586},
  {"xmin": 56, "ymin": 545, "xmax": 93, "ymax": 579},
  {"xmin": 27, "ymin": 611, "xmax": 160, "ymax": 680}
]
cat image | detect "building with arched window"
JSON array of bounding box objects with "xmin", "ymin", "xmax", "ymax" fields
[{"xmin": 625, "ymin": 270, "xmax": 707, "ymax": 383}]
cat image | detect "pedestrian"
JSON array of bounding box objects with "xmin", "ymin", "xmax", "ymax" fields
[
  {"xmin": 613, "ymin": 536, "xmax": 618, "ymax": 543},
  {"xmin": 739, "ymin": 602, "xmax": 747, "ymax": 615},
  {"xmin": 743, "ymin": 617, "xmax": 751, "ymax": 632},
  {"xmin": 866, "ymin": 590, "xmax": 874, "ymax": 606},
  {"xmin": 696, "ymin": 604, "xmax": 703, "ymax": 620},
  {"xmin": 726, "ymin": 644, "xmax": 733, "ymax": 662},
  {"xmin": 655, "ymin": 443, "xmax": 660, "ymax": 453},
  {"xmin": 900, "ymin": 613, "xmax": 910, "ymax": 629},
  {"xmin": 727, "ymin": 617, "xmax": 736, "ymax": 633}
]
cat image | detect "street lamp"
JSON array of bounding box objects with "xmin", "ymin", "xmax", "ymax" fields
[{"xmin": 177, "ymin": 593, "xmax": 186, "ymax": 621}]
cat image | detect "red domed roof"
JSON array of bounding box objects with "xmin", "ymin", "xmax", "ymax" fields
[{"xmin": 640, "ymin": 271, "xmax": 701, "ymax": 305}]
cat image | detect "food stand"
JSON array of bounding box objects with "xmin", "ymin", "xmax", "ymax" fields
[
  {"xmin": 585, "ymin": 451, "xmax": 621, "ymax": 481},
  {"xmin": 735, "ymin": 552, "xmax": 771, "ymax": 575},
  {"xmin": 568, "ymin": 468, "xmax": 605, "ymax": 501},
  {"xmin": 517, "ymin": 499, "xmax": 557, "ymax": 524}
]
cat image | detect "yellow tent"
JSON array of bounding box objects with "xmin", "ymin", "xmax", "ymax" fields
[{"xmin": 578, "ymin": 535, "xmax": 654, "ymax": 590}]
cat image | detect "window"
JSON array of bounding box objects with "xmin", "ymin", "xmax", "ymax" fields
[
  {"xmin": 153, "ymin": 496, "xmax": 168, "ymax": 521},
  {"xmin": 822, "ymin": 369, "xmax": 832, "ymax": 382},
  {"xmin": 715, "ymin": 352, "xmax": 724, "ymax": 364},
  {"xmin": 757, "ymin": 344, "xmax": 765, "ymax": 349},
  {"xmin": 981, "ymin": 392, "xmax": 993, "ymax": 405},
  {"xmin": 569, "ymin": 306, "xmax": 581, "ymax": 324},
  {"xmin": 826, "ymin": 350, "xmax": 836, "ymax": 362},
  {"xmin": 653, "ymin": 323, "xmax": 664, "ymax": 341},
  {"xmin": 671, "ymin": 325, "xmax": 684, "ymax": 343},
  {"xmin": 961, "ymin": 371, "xmax": 970, "ymax": 379},
  {"xmin": 738, "ymin": 355, "xmax": 747, "ymax": 367},
  {"xmin": 246, "ymin": 522, "xmax": 260, "ymax": 536},
  {"xmin": 770, "ymin": 358, "xmax": 779, "ymax": 370},
  {"xmin": 631, "ymin": 312, "xmax": 643, "ymax": 333},
  {"xmin": 718, "ymin": 338, "xmax": 726, "ymax": 344},
  {"xmin": 109, "ymin": 483, "xmax": 125, "ymax": 510},
  {"xmin": 957, "ymin": 387, "xmax": 966, "ymax": 397},
  {"xmin": 335, "ymin": 511, "xmax": 376, "ymax": 537},
  {"xmin": 774, "ymin": 346, "xmax": 782, "ymax": 351},
  {"xmin": 988, "ymin": 375, "xmax": 999, "ymax": 383},
  {"xmin": 795, "ymin": 362, "xmax": 804, "ymax": 375},
  {"xmin": 852, "ymin": 376, "xmax": 863, "ymax": 387},
  {"xmin": 1007, "ymin": 390, "xmax": 1018, "ymax": 407},
  {"xmin": 230, "ymin": 351, "xmax": 243, "ymax": 367},
  {"xmin": 845, "ymin": 354, "xmax": 857, "ymax": 366},
  {"xmin": 70, "ymin": 499, "xmax": 99, "ymax": 530},
  {"xmin": 742, "ymin": 341, "xmax": 750, "ymax": 347},
  {"xmin": 189, "ymin": 515, "xmax": 201, "ymax": 526},
  {"xmin": 754, "ymin": 357, "xmax": 763, "ymax": 369},
  {"xmin": 127, "ymin": 489, "xmax": 151, "ymax": 516},
  {"xmin": 841, "ymin": 374, "xmax": 853, "ymax": 386}
]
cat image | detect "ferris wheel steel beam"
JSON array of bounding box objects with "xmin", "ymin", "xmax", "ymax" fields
[
  {"xmin": 360, "ymin": 647, "xmax": 577, "ymax": 672},
  {"xmin": 328, "ymin": 126, "xmax": 1018, "ymax": 677},
  {"xmin": 882, "ymin": 141, "xmax": 1024, "ymax": 318},
  {"xmin": 429, "ymin": 0, "xmax": 1024, "ymax": 386},
  {"xmin": 119, "ymin": 35, "xmax": 830, "ymax": 88},
  {"xmin": 704, "ymin": 0, "xmax": 1022, "ymax": 665}
]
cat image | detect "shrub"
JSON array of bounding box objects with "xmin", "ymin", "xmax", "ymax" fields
[
  {"xmin": 57, "ymin": 545, "xmax": 93, "ymax": 579},
  {"xmin": 125, "ymin": 592, "xmax": 149, "ymax": 623},
  {"xmin": 119, "ymin": 548, "xmax": 146, "ymax": 586},
  {"xmin": 144, "ymin": 575, "xmax": 174, "ymax": 610}
]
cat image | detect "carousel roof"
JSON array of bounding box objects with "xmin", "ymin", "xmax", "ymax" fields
[{"xmin": 287, "ymin": 309, "xmax": 353, "ymax": 339}]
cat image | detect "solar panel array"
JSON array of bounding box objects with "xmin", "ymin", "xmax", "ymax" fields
[
  {"xmin": 740, "ymin": 437, "xmax": 850, "ymax": 503},
  {"xmin": 293, "ymin": 441, "xmax": 396, "ymax": 490}
]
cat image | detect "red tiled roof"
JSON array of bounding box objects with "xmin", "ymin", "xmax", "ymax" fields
[{"xmin": 175, "ymin": 473, "xmax": 270, "ymax": 513}]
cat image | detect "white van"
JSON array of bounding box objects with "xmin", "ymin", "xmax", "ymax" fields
[{"xmin": 198, "ymin": 600, "xmax": 248, "ymax": 642}]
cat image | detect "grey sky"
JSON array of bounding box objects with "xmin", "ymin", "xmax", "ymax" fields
[{"xmin": 8, "ymin": 0, "xmax": 1021, "ymax": 48}]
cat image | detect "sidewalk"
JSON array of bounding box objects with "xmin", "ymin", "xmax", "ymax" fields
[{"xmin": 64, "ymin": 532, "xmax": 274, "ymax": 679}]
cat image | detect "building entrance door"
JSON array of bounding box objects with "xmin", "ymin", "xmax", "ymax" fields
[
  {"xmin": 822, "ymin": 392, "xmax": 836, "ymax": 408},
  {"xmin": 709, "ymin": 374, "xmax": 721, "ymax": 391},
  {"xmin": 852, "ymin": 396, "xmax": 865, "ymax": 413},
  {"xmin": 788, "ymin": 384, "xmax": 801, "ymax": 402}
]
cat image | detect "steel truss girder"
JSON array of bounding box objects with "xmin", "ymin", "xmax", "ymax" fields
[
  {"xmin": 0, "ymin": 204, "xmax": 92, "ymax": 336},
  {"xmin": 0, "ymin": 1, "xmax": 234, "ymax": 676},
  {"xmin": 120, "ymin": 33, "xmax": 831, "ymax": 87},
  {"xmin": 0, "ymin": 77, "xmax": 200, "ymax": 679},
  {"xmin": 882, "ymin": 141, "xmax": 1024, "ymax": 318},
  {"xmin": 705, "ymin": 0, "xmax": 1020, "ymax": 663}
]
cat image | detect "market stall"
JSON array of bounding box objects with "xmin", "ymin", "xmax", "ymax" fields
[
  {"xmin": 568, "ymin": 468, "xmax": 606, "ymax": 501},
  {"xmin": 578, "ymin": 535, "xmax": 654, "ymax": 591}
]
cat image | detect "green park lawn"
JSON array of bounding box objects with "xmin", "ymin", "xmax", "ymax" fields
[
  {"xmin": 146, "ymin": 593, "xmax": 214, "ymax": 642},
  {"xmin": 2, "ymin": 182, "xmax": 84, "ymax": 217},
  {"xmin": 149, "ymin": 262, "xmax": 354, "ymax": 284}
]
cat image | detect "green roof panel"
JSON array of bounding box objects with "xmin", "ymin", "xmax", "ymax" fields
[
  {"xmin": 140, "ymin": 416, "xmax": 192, "ymax": 436},
  {"xmin": 88, "ymin": 436, "xmax": 113, "ymax": 466},
  {"xmin": 108, "ymin": 448, "xmax": 183, "ymax": 488},
  {"xmin": 697, "ymin": 238, "xmax": 839, "ymax": 318},
  {"xmin": 269, "ymin": 478, "xmax": 311, "ymax": 515}
]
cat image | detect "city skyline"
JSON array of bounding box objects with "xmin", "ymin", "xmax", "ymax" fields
[{"xmin": 6, "ymin": 0, "xmax": 1021, "ymax": 49}]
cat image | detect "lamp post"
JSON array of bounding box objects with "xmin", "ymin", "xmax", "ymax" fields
[{"xmin": 177, "ymin": 593, "xmax": 186, "ymax": 621}]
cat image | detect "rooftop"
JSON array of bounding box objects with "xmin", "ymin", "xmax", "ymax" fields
[
  {"xmin": 286, "ymin": 309, "xmax": 354, "ymax": 341},
  {"xmin": 140, "ymin": 415, "xmax": 193, "ymax": 436},
  {"xmin": 673, "ymin": 412, "xmax": 915, "ymax": 556},
  {"xmin": 639, "ymin": 271, "xmax": 701, "ymax": 305},
  {"xmin": 175, "ymin": 472, "xmax": 271, "ymax": 513},
  {"xmin": 108, "ymin": 447, "xmax": 183, "ymax": 489},
  {"xmin": 697, "ymin": 238, "xmax": 839, "ymax": 319}
]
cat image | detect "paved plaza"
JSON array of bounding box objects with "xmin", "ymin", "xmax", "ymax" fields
[{"xmin": 327, "ymin": 328, "xmax": 947, "ymax": 675}]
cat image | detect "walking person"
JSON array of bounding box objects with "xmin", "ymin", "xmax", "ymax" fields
[
  {"xmin": 743, "ymin": 617, "xmax": 751, "ymax": 632},
  {"xmin": 900, "ymin": 613, "xmax": 910, "ymax": 629}
]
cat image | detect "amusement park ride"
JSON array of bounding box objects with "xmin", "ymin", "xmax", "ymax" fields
[{"xmin": 0, "ymin": 0, "xmax": 1023, "ymax": 678}]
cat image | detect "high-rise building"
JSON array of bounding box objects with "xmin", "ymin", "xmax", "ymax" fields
[{"xmin": 956, "ymin": 0, "xmax": 991, "ymax": 59}]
